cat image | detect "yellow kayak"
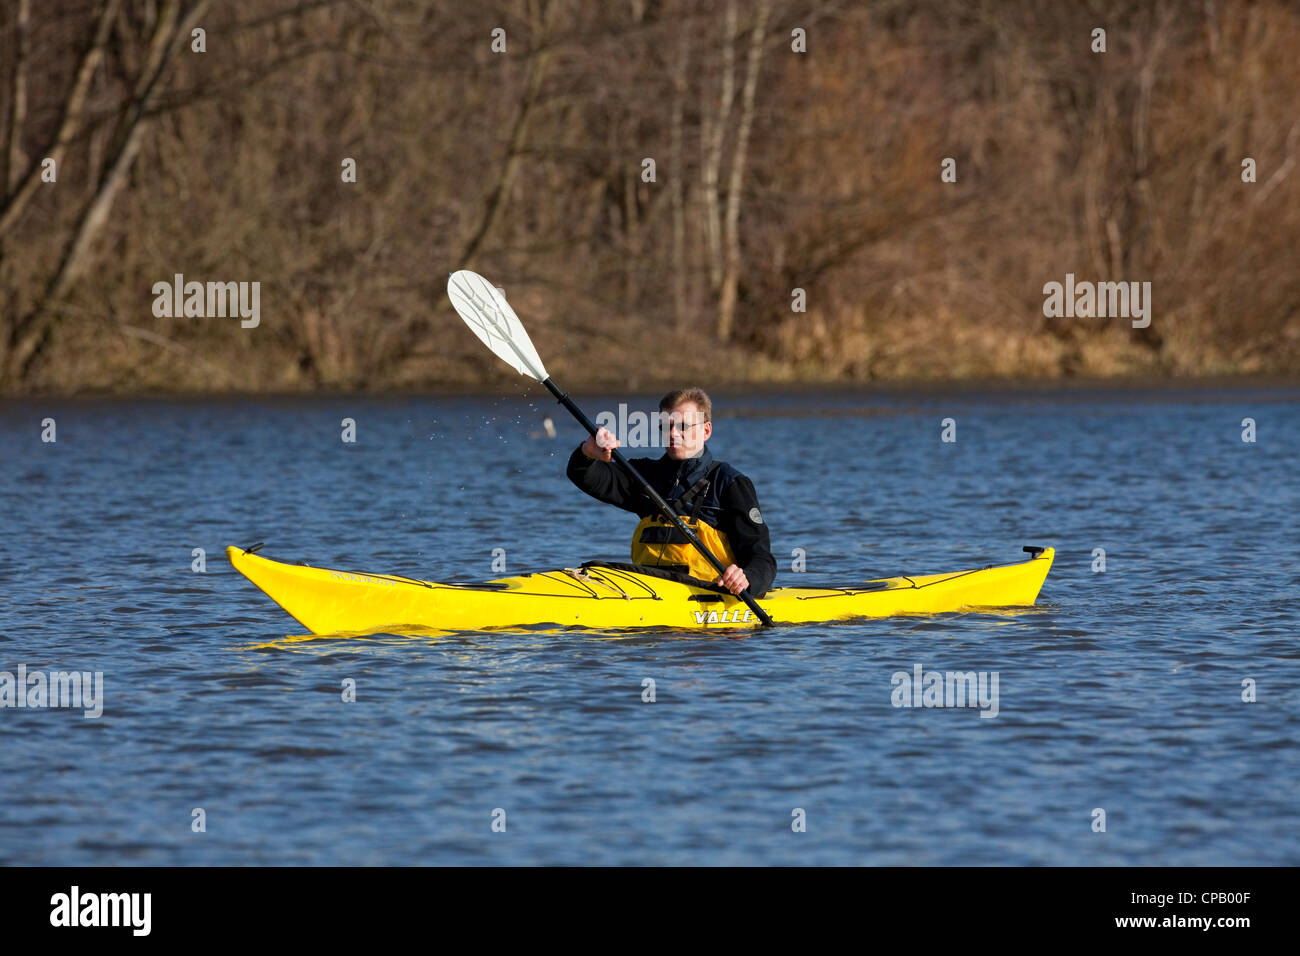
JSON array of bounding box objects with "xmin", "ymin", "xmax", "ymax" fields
[{"xmin": 227, "ymin": 545, "xmax": 1054, "ymax": 636}]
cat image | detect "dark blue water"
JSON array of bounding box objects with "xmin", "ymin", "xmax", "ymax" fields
[{"xmin": 1, "ymin": 386, "xmax": 1297, "ymax": 864}]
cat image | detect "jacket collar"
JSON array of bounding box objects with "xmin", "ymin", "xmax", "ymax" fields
[{"xmin": 667, "ymin": 443, "xmax": 713, "ymax": 488}]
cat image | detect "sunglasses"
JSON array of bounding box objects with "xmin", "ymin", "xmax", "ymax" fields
[{"xmin": 658, "ymin": 420, "xmax": 708, "ymax": 434}]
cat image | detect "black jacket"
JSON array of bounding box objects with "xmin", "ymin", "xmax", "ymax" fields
[{"xmin": 566, "ymin": 443, "xmax": 777, "ymax": 597}]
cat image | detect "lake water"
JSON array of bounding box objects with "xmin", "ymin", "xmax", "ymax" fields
[{"xmin": 1, "ymin": 385, "xmax": 1297, "ymax": 864}]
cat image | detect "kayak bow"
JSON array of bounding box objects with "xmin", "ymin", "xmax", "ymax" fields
[{"xmin": 227, "ymin": 545, "xmax": 1054, "ymax": 637}]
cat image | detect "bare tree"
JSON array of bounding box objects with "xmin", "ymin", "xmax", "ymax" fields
[
  {"xmin": 2, "ymin": 0, "xmax": 32, "ymax": 196},
  {"xmin": 701, "ymin": 1, "xmax": 737, "ymax": 299},
  {"xmin": 0, "ymin": 0, "xmax": 120, "ymax": 239},
  {"xmin": 5, "ymin": 0, "xmax": 211, "ymax": 383},
  {"xmin": 0, "ymin": 0, "xmax": 1296, "ymax": 392},
  {"xmin": 718, "ymin": 0, "xmax": 771, "ymax": 342}
]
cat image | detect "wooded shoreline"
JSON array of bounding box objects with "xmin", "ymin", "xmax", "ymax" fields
[{"xmin": 2, "ymin": 1, "xmax": 1297, "ymax": 395}]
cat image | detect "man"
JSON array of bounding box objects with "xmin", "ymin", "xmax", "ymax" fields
[{"xmin": 566, "ymin": 388, "xmax": 776, "ymax": 597}]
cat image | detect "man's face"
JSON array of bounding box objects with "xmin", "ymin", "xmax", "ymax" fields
[{"xmin": 661, "ymin": 402, "xmax": 712, "ymax": 459}]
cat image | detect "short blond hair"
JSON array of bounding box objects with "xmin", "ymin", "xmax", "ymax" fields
[{"xmin": 658, "ymin": 387, "xmax": 712, "ymax": 421}]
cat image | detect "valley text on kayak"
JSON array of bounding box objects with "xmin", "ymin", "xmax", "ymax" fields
[
  {"xmin": 567, "ymin": 387, "xmax": 777, "ymax": 598},
  {"xmin": 49, "ymin": 886, "xmax": 150, "ymax": 936},
  {"xmin": 0, "ymin": 665, "xmax": 103, "ymax": 718}
]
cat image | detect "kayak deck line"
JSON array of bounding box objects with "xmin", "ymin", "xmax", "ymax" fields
[
  {"xmin": 800, "ymin": 568, "xmax": 974, "ymax": 598},
  {"xmin": 564, "ymin": 566, "xmax": 667, "ymax": 600},
  {"xmin": 226, "ymin": 544, "xmax": 1055, "ymax": 637}
]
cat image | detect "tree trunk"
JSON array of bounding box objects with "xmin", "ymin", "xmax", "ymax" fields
[
  {"xmin": 718, "ymin": 0, "xmax": 770, "ymax": 343},
  {"xmin": 702, "ymin": 1, "xmax": 736, "ymax": 296},
  {"xmin": 670, "ymin": 19, "xmax": 690, "ymax": 331},
  {"xmin": 5, "ymin": 0, "xmax": 211, "ymax": 384},
  {"xmin": 0, "ymin": 0, "xmax": 121, "ymax": 239},
  {"xmin": 456, "ymin": 1, "xmax": 551, "ymax": 272},
  {"xmin": 3, "ymin": 0, "xmax": 32, "ymax": 196}
]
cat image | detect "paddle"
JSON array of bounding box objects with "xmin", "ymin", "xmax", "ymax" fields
[{"xmin": 447, "ymin": 269, "xmax": 775, "ymax": 627}]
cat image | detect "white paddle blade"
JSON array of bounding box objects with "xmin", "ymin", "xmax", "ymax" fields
[{"xmin": 447, "ymin": 270, "xmax": 549, "ymax": 381}]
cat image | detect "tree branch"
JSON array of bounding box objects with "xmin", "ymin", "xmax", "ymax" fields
[
  {"xmin": 5, "ymin": 0, "xmax": 212, "ymax": 382},
  {"xmin": 0, "ymin": 0, "xmax": 121, "ymax": 238}
]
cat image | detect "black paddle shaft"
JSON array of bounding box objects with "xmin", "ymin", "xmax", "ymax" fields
[{"xmin": 542, "ymin": 377, "xmax": 775, "ymax": 627}]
